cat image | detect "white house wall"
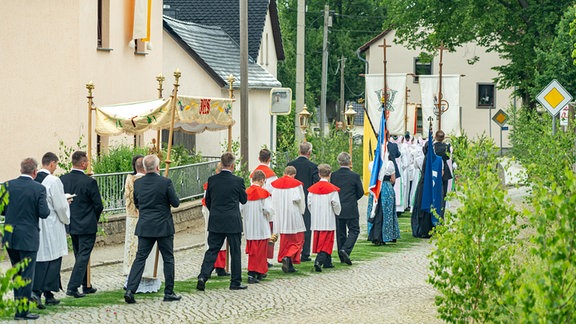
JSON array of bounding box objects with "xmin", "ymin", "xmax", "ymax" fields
[
  {"xmin": 365, "ymin": 30, "xmax": 514, "ymax": 146},
  {"xmin": 258, "ymin": 7, "xmax": 279, "ymax": 78}
]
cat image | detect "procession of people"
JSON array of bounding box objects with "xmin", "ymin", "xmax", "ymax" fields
[{"xmin": 0, "ymin": 131, "xmax": 452, "ymax": 319}]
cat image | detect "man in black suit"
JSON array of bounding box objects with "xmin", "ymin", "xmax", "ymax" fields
[
  {"xmin": 330, "ymin": 152, "xmax": 364, "ymax": 266},
  {"xmin": 60, "ymin": 151, "xmax": 103, "ymax": 298},
  {"xmin": 2, "ymin": 158, "xmax": 50, "ymax": 320},
  {"xmin": 124, "ymin": 155, "xmax": 181, "ymax": 303},
  {"xmin": 287, "ymin": 142, "xmax": 320, "ymax": 261},
  {"xmin": 197, "ymin": 152, "xmax": 248, "ymax": 291}
]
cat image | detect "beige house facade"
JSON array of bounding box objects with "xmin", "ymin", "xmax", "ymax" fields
[
  {"xmin": 359, "ymin": 30, "xmax": 515, "ymax": 147},
  {"xmin": 0, "ymin": 0, "xmax": 283, "ymax": 181}
]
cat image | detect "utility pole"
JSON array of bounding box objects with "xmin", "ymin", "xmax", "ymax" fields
[
  {"xmin": 320, "ymin": 4, "xmax": 330, "ymax": 137},
  {"xmin": 339, "ymin": 55, "xmax": 346, "ymax": 122},
  {"xmin": 240, "ymin": 0, "xmax": 249, "ymax": 169},
  {"xmin": 295, "ymin": 0, "xmax": 305, "ymax": 142}
]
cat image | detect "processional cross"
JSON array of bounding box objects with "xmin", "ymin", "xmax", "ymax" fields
[
  {"xmin": 379, "ymin": 39, "xmax": 391, "ymax": 134},
  {"xmin": 435, "ymin": 42, "xmax": 449, "ymax": 130}
]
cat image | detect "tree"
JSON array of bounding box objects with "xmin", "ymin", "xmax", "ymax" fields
[
  {"xmin": 382, "ymin": 0, "xmax": 575, "ymax": 109},
  {"xmin": 277, "ymin": 0, "xmax": 387, "ymax": 122}
]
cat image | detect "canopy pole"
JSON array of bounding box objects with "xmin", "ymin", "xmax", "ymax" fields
[
  {"xmin": 154, "ymin": 69, "xmax": 181, "ymax": 278},
  {"xmin": 156, "ymin": 73, "xmax": 165, "ymax": 154},
  {"xmin": 227, "ymin": 74, "xmax": 235, "ymax": 152},
  {"xmin": 85, "ymin": 81, "xmax": 95, "ymax": 288}
]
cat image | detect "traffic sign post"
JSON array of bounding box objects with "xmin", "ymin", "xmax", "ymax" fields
[
  {"xmin": 492, "ymin": 109, "xmax": 509, "ymax": 156},
  {"xmin": 536, "ymin": 80, "xmax": 573, "ymax": 135}
]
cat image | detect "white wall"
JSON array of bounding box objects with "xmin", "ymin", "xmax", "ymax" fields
[
  {"xmin": 365, "ymin": 30, "xmax": 514, "ymax": 146},
  {"xmin": 0, "ymin": 1, "xmax": 164, "ymax": 180}
]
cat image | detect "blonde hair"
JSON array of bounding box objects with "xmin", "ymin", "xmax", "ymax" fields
[
  {"xmin": 284, "ymin": 166, "xmax": 297, "ymax": 176},
  {"xmin": 318, "ymin": 164, "xmax": 331, "ymax": 178}
]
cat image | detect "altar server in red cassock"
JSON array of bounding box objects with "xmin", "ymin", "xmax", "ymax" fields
[
  {"xmin": 241, "ymin": 170, "xmax": 274, "ymax": 284},
  {"xmin": 271, "ymin": 166, "xmax": 306, "ymax": 273},
  {"xmin": 201, "ymin": 163, "xmax": 229, "ymax": 277},
  {"xmin": 308, "ymin": 164, "xmax": 341, "ymax": 272},
  {"xmin": 250, "ymin": 148, "xmax": 278, "ymax": 265}
]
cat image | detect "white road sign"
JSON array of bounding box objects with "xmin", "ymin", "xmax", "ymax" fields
[{"xmin": 536, "ymin": 80, "xmax": 573, "ymax": 116}]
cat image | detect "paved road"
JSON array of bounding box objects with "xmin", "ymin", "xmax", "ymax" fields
[{"xmin": 5, "ymin": 197, "xmax": 442, "ymax": 323}]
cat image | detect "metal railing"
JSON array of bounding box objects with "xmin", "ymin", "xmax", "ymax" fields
[{"xmin": 93, "ymin": 158, "xmax": 219, "ymax": 213}]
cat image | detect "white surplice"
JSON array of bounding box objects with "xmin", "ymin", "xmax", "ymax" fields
[
  {"xmin": 241, "ymin": 193, "xmax": 274, "ymax": 240},
  {"xmin": 37, "ymin": 170, "xmax": 70, "ymax": 262},
  {"xmin": 271, "ymin": 185, "xmax": 306, "ymax": 234},
  {"xmin": 308, "ymin": 180, "xmax": 341, "ymax": 231}
]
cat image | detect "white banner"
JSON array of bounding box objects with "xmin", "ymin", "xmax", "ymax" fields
[
  {"xmin": 419, "ymin": 75, "xmax": 460, "ymax": 136},
  {"xmin": 365, "ymin": 73, "xmax": 407, "ymax": 136}
]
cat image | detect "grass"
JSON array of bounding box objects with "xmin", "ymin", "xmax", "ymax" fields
[{"xmin": 3, "ymin": 212, "xmax": 424, "ymax": 319}]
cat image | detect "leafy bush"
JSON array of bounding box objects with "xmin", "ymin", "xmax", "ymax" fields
[
  {"xmin": 510, "ymin": 169, "xmax": 576, "ymax": 322},
  {"xmin": 428, "ymin": 134, "xmax": 520, "ymax": 322},
  {"xmin": 508, "ymin": 106, "xmax": 576, "ymax": 185}
]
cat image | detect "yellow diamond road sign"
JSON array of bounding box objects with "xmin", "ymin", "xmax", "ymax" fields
[
  {"xmin": 536, "ymin": 80, "xmax": 573, "ymax": 116},
  {"xmin": 492, "ymin": 109, "xmax": 509, "ymax": 127}
]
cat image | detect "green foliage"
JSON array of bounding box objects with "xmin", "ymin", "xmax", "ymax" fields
[
  {"xmin": 0, "ymin": 184, "xmax": 30, "ymax": 317},
  {"xmin": 383, "ymin": 0, "xmax": 576, "ymax": 108},
  {"xmin": 277, "ymin": 0, "xmax": 387, "ymax": 109},
  {"xmin": 510, "ymin": 169, "xmax": 576, "ymax": 322},
  {"xmin": 428, "ymin": 134, "xmax": 520, "ymax": 322},
  {"xmin": 508, "ymin": 106, "xmax": 576, "ymax": 185},
  {"xmin": 92, "ymin": 145, "xmax": 147, "ymax": 174},
  {"xmin": 57, "ymin": 135, "xmax": 86, "ymax": 174},
  {"xmin": 220, "ymin": 139, "xmax": 251, "ymax": 187},
  {"xmin": 275, "ymin": 103, "xmax": 297, "ymax": 154},
  {"xmin": 306, "ymin": 126, "xmax": 363, "ymax": 176}
]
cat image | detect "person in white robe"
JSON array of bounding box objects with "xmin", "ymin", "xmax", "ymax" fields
[
  {"xmin": 32, "ymin": 152, "xmax": 70, "ymax": 308},
  {"xmin": 271, "ymin": 166, "xmax": 306, "ymax": 273},
  {"xmin": 241, "ymin": 170, "xmax": 274, "ymax": 283},
  {"xmin": 307, "ymin": 164, "xmax": 341, "ymax": 272}
]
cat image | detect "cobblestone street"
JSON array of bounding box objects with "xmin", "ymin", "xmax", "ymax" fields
[{"xmin": 4, "ymin": 197, "xmax": 442, "ymax": 323}]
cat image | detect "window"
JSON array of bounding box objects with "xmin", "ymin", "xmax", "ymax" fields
[
  {"xmin": 477, "ymin": 83, "xmax": 495, "ymax": 108},
  {"xmin": 414, "ymin": 57, "xmax": 432, "ymax": 83},
  {"xmin": 97, "ymin": 0, "xmax": 112, "ymax": 50}
]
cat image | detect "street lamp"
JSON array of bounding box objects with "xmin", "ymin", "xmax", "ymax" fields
[
  {"xmin": 345, "ymin": 104, "xmax": 357, "ymax": 159},
  {"xmin": 299, "ymin": 104, "xmax": 311, "ymax": 141}
]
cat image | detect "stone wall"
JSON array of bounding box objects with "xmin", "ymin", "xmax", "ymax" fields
[{"xmin": 95, "ymin": 200, "xmax": 204, "ymax": 246}]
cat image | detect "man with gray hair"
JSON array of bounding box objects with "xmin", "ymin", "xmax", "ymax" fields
[
  {"xmin": 330, "ymin": 152, "xmax": 364, "ymax": 265},
  {"xmin": 124, "ymin": 154, "xmax": 181, "ymax": 303},
  {"xmin": 287, "ymin": 142, "xmax": 320, "ymax": 262},
  {"xmin": 2, "ymin": 158, "xmax": 50, "ymax": 320}
]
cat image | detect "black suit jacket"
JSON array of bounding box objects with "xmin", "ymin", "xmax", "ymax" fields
[
  {"xmin": 387, "ymin": 142, "xmax": 401, "ymax": 178},
  {"xmin": 2, "ymin": 176, "xmax": 50, "ymax": 251},
  {"xmin": 330, "ymin": 167, "xmax": 364, "ymax": 219},
  {"xmin": 133, "ymin": 172, "xmax": 180, "ymax": 237},
  {"xmin": 205, "ymin": 170, "xmax": 247, "ymax": 234},
  {"xmin": 287, "ymin": 156, "xmax": 320, "ymax": 195},
  {"xmin": 60, "ymin": 169, "xmax": 104, "ymax": 235}
]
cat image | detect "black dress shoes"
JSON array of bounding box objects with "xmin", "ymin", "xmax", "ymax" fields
[
  {"xmin": 31, "ymin": 294, "xmax": 46, "ymax": 310},
  {"xmin": 301, "ymin": 256, "xmax": 312, "ymax": 262},
  {"xmin": 45, "ymin": 296, "xmax": 60, "ymax": 306},
  {"xmin": 66, "ymin": 289, "xmax": 86, "ymax": 298},
  {"xmin": 163, "ymin": 293, "xmax": 182, "ymax": 302},
  {"xmin": 338, "ymin": 249, "xmax": 352, "ymax": 265},
  {"xmin": 281, "ymin": 257, "xmax": 290, "ymax": 273},
  {"xmin": 82, "ymin": 286, "xmax": 98, "ymax": 294},
  {"xmin": 229, "ymin": 284, "xmax": 248, "ymax": 290},
  {"xmin": 314, "ymin": 261, "xmax": 322, "ymax": 272},
  {"xmin": 196, "ymin": 278, "xmax": 206, "ymax": 291},
  {"xmin": 215, "ymin": 268, "xmax": 230, "ymax": 277},
  {"xmin": 247, "ymin": 276, "xmax": 259, "ymax": 284},
  {"xmin": 14, "ymin": 312, "xmax": 39, "ymax": 321},
  {"xmin": 124, "ymin": 290, "xmax": 136, "ymax": 304}
]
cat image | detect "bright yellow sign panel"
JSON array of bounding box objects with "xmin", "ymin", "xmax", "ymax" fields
[
  {"xmin": 492, "ymin": 109, "xmax": 509, "ymax": 127},
  {"xmin": 536, "ymin": 80, "xmax": 573, "ymax": 116}
]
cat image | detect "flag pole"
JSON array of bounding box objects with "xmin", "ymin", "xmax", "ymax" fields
[
  {"xmin": 153, "ymin": 69, "xmax": 181, "ymax": 278},
  {"xmin": 85, "ymin": 81, "xmax": 95, "ymax": 288},
  {"xmin": 155, "ymin": 73, "xmax": 165, "ymax": 154}
]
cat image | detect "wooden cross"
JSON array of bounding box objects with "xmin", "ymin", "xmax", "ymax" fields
[
  {"xmin": 437, "ymin": 42, "xmax": 446, "ymax": 130},
  {"xmin": 378, "ymin": 39, "xmax": 391, "ymax": 123}
]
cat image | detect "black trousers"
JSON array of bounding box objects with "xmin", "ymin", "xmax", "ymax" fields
[
  {"xmin": 199, "ymin": 232, "xmax": 242, "ymax": 287},
  {"xmin": 301, "ymin": 208, "xmax": 312, "ymax": 259},
  {"xmin": 67, "ymin": 234, "xmax": 96, "ymax": 291},
  {"xmin": 7, "ymin": 249, "xmax": 37, "ymax": 315},
  {"xmin": 126, "ymin": 235, "xmax": 175, "ymax": 295},
  {"xmin": 336, "ymin": 217, "xmax": 360, "ymax": 256}
]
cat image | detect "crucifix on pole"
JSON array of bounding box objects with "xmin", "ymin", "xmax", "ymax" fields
[
  {"xmin": 436, "ymin": 42, "xmax": 447, "ymax": 130},
  {"xmin": 379, "ymin": 39, "xmax": 391, "ymax": 134}
]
